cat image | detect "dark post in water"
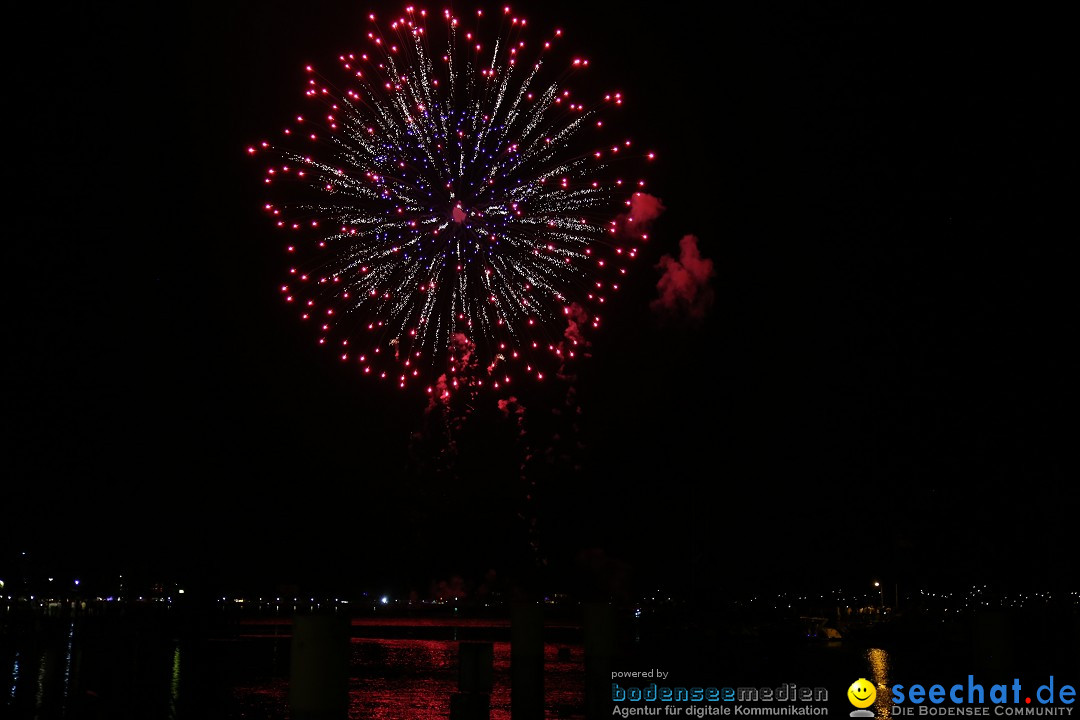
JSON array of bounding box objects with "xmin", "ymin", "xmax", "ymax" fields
[
  {"xmin": 289, "ymin": 614, "xmax": 350, "ymax": 720},
  {"xmin": 512, "ymin": 602, "xmax": 545, "ymax": 720},
  {"xmin": 451, "ymin": 641, "xmax": 493, "ymax": 720},
  {"xmin": 584, "ymin": 602, "xmax": 617, "ymax": 720}
]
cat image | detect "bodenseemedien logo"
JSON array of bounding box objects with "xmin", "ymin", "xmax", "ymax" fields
[
  {"xmin": 610, "ymin": 676, "xmax": 829, "ymax": 716},
  {"xmin": 848, "ymin": 678, "xmax": 877, "ymax": 717}
]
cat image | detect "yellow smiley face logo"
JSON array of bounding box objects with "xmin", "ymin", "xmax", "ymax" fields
[{"xmin": 848, "ymin": 678, "xmax": 876, "ymax": 708}]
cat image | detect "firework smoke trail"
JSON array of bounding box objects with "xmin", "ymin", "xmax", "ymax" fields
[
  {"xmin": 251, "ymin": 4, "xmax": 653, "ymax": 394},
  {"xmin": 420, "ymin": 331, "xmax": 479, "ymax": 476},
  {"xmin": 497, "ymin": 395, "xmax": 540, "ymax": 563}
]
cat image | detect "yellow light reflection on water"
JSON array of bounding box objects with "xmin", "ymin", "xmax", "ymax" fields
[
  {"xmin": 867, "ymin": 647, "xmax": 891, "ymax": 719},
  {"xmin": 36, "ymin": 650, "xmax": 47, "ymax": 710},
  {"xmin": 168, "ymin": 645, "xmax": 181, "ymax": 720}
]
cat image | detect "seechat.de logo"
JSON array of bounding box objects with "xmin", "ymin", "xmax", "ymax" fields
[{"xmin": 890, "ymin": 675, "xmax": 1076, "ymax": 716}]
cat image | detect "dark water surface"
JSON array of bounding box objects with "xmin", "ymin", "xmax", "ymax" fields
[{"xmin": 3, "ymin": 610, "xmax": 1076, "ymax": 719}]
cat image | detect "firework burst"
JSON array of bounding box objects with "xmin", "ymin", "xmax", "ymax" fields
[{"xmin": 250, "ymin": 5, "xmax": 653, "ymax": 394}]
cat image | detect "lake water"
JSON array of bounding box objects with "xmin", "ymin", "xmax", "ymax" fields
[
  {"xmin": 2, "ymin": 614, "xmax": 587, "ymax": 719},
  {"xmin": 3, "ymin": 610, "xmax": 1075, "ymax": 719}
]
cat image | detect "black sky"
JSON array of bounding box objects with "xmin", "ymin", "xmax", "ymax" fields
[{"xmin": 6, "ymin": 2, "xmax": 1073, "ymax": 599}]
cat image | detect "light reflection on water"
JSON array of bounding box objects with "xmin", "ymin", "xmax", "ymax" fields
[
  {"xmin": 169, "ymin": 644, "xmax": 181, "ymax": 720},
  {"xmin": 1, "ymin": 621, "xmax": 927, "ymax": 720},
  {"xmin": 232, "ymin": 638, "xmax": 586, "ymax": 720},
  {"xmin": 62, "ymin": 623, "xmax": 73, "ymax": 704},
  {"xmin": 35, "ymin": 649, "xmax": 46, "ymax": 712},
  {"xmin": 866, "ymin": 647, "xmax": 891, "ymax": 720},
  {"xmin": 1, "ymin": 620, "xmax": 584, "ymax": 719}
]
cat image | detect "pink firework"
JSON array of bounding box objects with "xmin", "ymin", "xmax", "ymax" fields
[{"xmin": 250, "ymin": 5, "xmax": 654, "ymax": 393}]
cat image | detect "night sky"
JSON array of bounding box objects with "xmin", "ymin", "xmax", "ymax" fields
[{"xmin": 7, "ymin": 2, "xmax": 1073, "ymax": 600}]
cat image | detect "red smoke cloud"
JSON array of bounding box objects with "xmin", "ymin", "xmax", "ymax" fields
[
  {"xmin": 429, "ymin": 575, "xmax": 467, "ymax": 601},
  {"xmin": 497, "ymin": 395, "xmax": 527, "ymax": 439},
  {"xmin": 557, "ymin": 302, "xmax": 590, "ymax": 362},
  {"xmin": 651, "ymin": 234, "xmax": 715, "ymax": 320},
  {"xmin": 497, "ymin": 396, "xmax": 525, "ymax": 418},
  {"xmin": 616, "ymin": 192, "xmax": 665, "ymax": 240},
  {"xmin": 426, "ymin": 332, "xmax": 477, "ymax": 412},
  {"xmin": 447, "ymin": 331, "xmax": 474, "ymax": 372}
]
